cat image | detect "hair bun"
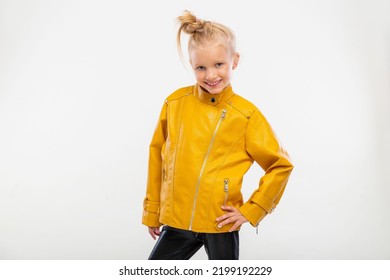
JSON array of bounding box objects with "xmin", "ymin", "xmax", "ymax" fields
[{"xmin": 178, "ymin": 10, "xmax": 205, "ymax": 35}]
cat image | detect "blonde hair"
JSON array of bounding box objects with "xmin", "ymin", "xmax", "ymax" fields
[{"xmin": 176, "ymin": 10, "xmax": 237, "ymax": 59}]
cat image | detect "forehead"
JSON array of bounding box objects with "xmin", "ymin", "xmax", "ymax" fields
[{"xmin": 189, "ymin": 42, "xmax": 230, "ymax": 63}]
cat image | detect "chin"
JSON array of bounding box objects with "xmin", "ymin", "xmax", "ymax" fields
[
  {"xmin": 209, "ymin": 90, "xmax": 223, "ymax": 95},
  {"xmin": 204, "ymin": 85, "xmax": 224, "ymax": 95}
]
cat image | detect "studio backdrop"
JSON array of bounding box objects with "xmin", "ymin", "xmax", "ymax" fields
[{"xmin": 0, "ymin": 0, "xmax": 389, "ymax": 259}]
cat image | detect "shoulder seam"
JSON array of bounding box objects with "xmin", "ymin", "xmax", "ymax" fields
[
  {"xmin": 166, "ymin": 92, "xmax": 191, "ymax": 103},
  {"xmin": 225, "ymin": 94, "xmax": 257, "ymax": 119},
  {"xmin": 166, "ymin": 86, "xmax": 193, "ymax": 103}
]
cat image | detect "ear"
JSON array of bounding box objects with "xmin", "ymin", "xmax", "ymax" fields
[{"xmin": 232, "ymin": 52, "xmax": 240, "ymax": 70}]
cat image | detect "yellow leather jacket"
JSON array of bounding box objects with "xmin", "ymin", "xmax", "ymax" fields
[{"xmin": 142, "ymin": 84, "xmax": 293, "ymax": 233}]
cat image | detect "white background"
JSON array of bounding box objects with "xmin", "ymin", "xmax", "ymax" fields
[{"xmin": 0, "ymin": 0, "xmax": 389, "ymax": 260}]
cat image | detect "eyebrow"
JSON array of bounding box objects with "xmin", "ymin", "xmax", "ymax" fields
[{"xmin": 193, "ymin": 60, "xmax": 226, "ymax": 67}]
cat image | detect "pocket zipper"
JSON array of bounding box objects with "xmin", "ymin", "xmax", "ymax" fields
[{"xmin": 223, "ymin": 178, "xmax": 229, "ymax": 206}]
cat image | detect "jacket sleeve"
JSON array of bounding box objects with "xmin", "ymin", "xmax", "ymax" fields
[
  {"xmin": 239, "ymin": 109, "xmax": 294, "ymax": 227},
  {"xmin": 142, "ymin": 101, "xmax": 167, "ymax": 227}
]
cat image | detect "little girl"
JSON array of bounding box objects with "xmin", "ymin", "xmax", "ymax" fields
[{"xmin": 142, "ymin": 10, "xmax": 293, "ymax": 260}]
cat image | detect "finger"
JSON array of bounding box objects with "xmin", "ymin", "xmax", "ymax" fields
[
  {"xmin": 148, "ymin": 228, "xmax": 157, "ymax": 240},
  {"xmin": 218, "ymin": 214, "xmax": 241, "ymax": 227},
  {"xmin": 229, "ymin": 218, "xmax": 245, "ymax": 232},
  {"xmin": 216, "ymin": 212, "xmax": 235, "ymax": 222},
  {"xmin": 154, "ymin": 228, "xmax": 161, "ymax": 236},
  {"xmin": 221, "ymin": 205, "xmax": 238, "ymax": 212},
  {"xmin": 149, "ymin": 231, "xmax": 156, "ymax": 240}
]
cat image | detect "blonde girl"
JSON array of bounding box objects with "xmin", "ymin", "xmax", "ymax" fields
[{"xmin": 142, "ymin": 10, "xmax": 293, "ymax": 260}]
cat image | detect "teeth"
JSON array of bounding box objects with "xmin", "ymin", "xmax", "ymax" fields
[{"xmin": 207, "ymin": 80, "xmax": 220, "ymax": 86}]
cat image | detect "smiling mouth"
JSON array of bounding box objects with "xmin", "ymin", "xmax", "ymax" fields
[{"xmin": 205, "ymin": 80, "xmax": 221, "ymax": 87}]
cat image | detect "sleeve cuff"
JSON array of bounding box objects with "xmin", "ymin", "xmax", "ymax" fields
[
  {"xmin": 239, "ymin": 201, "xmax": 268, "ymax": 226},
  {"xmin": 142, "ymin": 198, "xmax": 161, "ymax": 227}
]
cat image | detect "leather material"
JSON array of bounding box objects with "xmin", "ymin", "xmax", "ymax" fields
[
  {"xmin": 148, "ymin": 226, "xmax": 239, "ymax": 260},
  {"xmin": 143, "ymin": 84, "xmax": 293, "ymax": 233}
]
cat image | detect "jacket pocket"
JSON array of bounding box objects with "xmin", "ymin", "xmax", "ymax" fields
[{"xmin": 223, "ymin": 178, "xmax": 229, "ymax": 206}]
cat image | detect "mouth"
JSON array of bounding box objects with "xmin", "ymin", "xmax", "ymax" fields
[{"xmin": 205, "ymin": 80, "xmax": 222, "ymax": 87}]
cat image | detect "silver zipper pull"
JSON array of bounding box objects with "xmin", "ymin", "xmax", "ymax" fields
[
  {"xmin": 221, "ymin": 109, "xmax": 226, "ymax": 119},
  {"xmin": 224, "ymin": 178, "xmax": 229, "ymax": 192},
  {"xmin": 223, "ymin": 178, "xmax": 229, "ymax": 207}
]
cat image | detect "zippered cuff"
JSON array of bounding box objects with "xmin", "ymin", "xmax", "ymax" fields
[
  {"xmin": 142, "ymin": 199, "xmax": 161, "ymax": 227},
  {"xmin": 143, "ymin": 198, "xmax": 160, "ymax": 213},
  {"xmin": 239, "ymin": 202, "xmax": 267, "ymax": 227},
  {"xmin": 250, "ymin": 193, "xmax": 277, "ymax": 214}
]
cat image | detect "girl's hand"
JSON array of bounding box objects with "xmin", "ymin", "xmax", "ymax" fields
[
  {"xmin": 216, "ymin": 206, "xmax": 248, "ymax": 232},
  {"xmin": 148, "ymin": 226, "xmax": 161, "ymax": 240}
]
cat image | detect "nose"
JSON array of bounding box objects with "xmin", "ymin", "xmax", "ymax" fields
[{"xmin": 206, "ymin": 69, "xmax": 217, "ymax": 80}]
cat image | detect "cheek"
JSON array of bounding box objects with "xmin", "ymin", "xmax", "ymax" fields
[
  {"xmin": 222, "ymin": 68, "xmax": 232, "ymax": 78},
  {"xmin": 194, "ymin": 72, "xmax": 204, "ymax": 81}
]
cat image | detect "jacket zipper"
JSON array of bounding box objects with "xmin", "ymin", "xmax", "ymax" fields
[
  {"xmin": 189, "ymin": 109, "xmax": 227, "ymax": 230},
  {"xmin": 223, "ymin": 178, "xmax": 229, "ymax": 206}
]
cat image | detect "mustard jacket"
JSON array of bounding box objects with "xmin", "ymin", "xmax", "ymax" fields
[{"xmin": 142, "ymin": 84, "xmax": 293, "ymax": 233}]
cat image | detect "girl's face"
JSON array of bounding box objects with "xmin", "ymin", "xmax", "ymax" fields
[{"xmin": 189, "ymin": 42, "xmax": 239, "ymax": 95}]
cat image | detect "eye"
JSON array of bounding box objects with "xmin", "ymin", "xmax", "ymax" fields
[
  {"xmin": 195, "ymin": 66, "xmax": 206, "ymax": 71},
  {"xmin": 216, "ymin": 62, "xmax": 224, "ymax": 68}
]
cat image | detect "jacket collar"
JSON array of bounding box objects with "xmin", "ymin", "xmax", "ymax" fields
[{"xmin": 193, "ymin": 84, "xmax": 234, "ymax": 106}]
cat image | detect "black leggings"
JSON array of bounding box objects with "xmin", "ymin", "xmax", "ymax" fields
[{"xmin": 148, "ymin": 226, "xmax": 239, "ymax": 260}]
